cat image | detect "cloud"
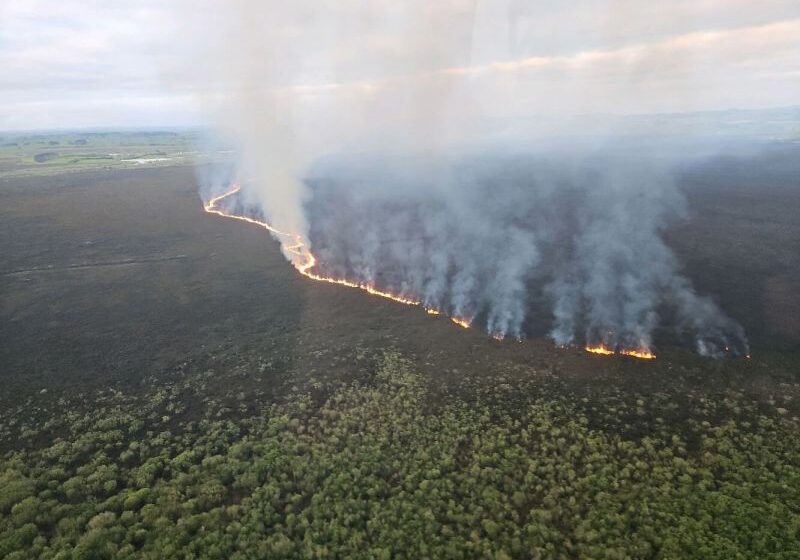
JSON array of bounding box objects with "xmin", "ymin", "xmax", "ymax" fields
[
  {"xmin": 0, "ymin": 0, "xmax": 194, "ymax": 129},
  {"xmin": 281, "ymin": 17, "xmax": 800, "ymax": 114},
  {"xmin": 0, "ymin": 0, "xmax": 798, "ymax": 130}
]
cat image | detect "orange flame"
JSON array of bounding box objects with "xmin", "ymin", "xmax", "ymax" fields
[
  {"xmin": 585, "ymin": 344, "xmax": 656, "ymax": 359},
  {"xmin": 205, "ymin": 185, "xmax": 657, "ymax": 359},
  {"xmin": 204, "ymin": 185, "xmax": 476, "ymax": 325},
  {"xmin": 620, "ymin": 348, "xmax": 656, "ymax": 359},
  {"xmin": 585, "ymin": 344, "xmax": 615, "ymax": 356}
]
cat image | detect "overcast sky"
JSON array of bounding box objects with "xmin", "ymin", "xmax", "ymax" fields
[{"xmin": 1, "ymin": 0, "xmax": 798, "ymax": 131}]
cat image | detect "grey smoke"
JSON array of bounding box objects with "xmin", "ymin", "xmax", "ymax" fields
[
  {"xmin": 301, "ymin": 148, "xmax": 748, "ymax": 355},
  {"xmin": 185, "ymin": 2, "xmax": 758, "ymax": 356}
]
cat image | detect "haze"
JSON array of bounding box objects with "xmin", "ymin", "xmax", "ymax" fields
[{"xmin": 2, "ymin": 0, "xmax": 799, "ymax": 131}]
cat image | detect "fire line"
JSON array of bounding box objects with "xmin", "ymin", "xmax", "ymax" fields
[
  {"xmin": 204, "ymin": 184, "xmax": 447, "ymax": 308},
  {"xmin": 585, "ymin": 345, "xmax": 656, "ymax": 359},
  {"xmin": 203, "ymin": 184, "xmax": 656, "ymax": 359}
]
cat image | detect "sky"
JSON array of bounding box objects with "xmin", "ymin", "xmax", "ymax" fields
[{"xmin": 1, "ymin": 0, "xmax": 799, "ymax": 131}]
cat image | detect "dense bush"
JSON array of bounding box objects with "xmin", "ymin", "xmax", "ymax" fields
[{"xmin": 1, "ymin": 352, "xmax": 798, "ymax": 559}]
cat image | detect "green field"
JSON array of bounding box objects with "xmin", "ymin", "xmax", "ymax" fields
[{"xmin": 0, "ymin": 131, "xmax": 215, "ymax": 178}]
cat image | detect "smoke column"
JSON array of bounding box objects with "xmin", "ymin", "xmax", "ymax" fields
[{"xmin": 186, "ymin": 1, "xmax": 752, "ymax": 357}]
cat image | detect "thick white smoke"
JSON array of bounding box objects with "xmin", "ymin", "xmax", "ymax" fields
[
  {"xmin": 185, "ymin": 1, "xmax": 756, "ymax": 356},
  {"xmin": 302, "ymin": 150, "xmax": 749, "ymax": 355}
]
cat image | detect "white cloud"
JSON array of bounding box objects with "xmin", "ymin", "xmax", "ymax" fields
[
  {"xmin": 0, "ymin": 0, "xmax": 798, "ymax": 130},
  {"xmin": 0, "ymin": 0, "xmax": 195, "ymax": 129}
]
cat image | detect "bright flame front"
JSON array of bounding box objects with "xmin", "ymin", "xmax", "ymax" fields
[
  {"xmin": 585, "ymin": 344, "xmax": 656, "ymax": 359},
  {"xmin": 204, "ymin": 185, "xmax": 460, "ymax": 318},
  {"xmin": 204, "ymin": 185, "xmax": 657, "ymax": 359},
  {"xmin": 585, "ymin": 344, "xmax": 615, "ymax": 356},
  {"xmin": 620, "ymin": 349, "xmax": 656, "ymax": 359}
]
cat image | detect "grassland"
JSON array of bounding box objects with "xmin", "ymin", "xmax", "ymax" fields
[{"xmin": 0, "ymin": 131, "xmax": 213, "ymax": 179}]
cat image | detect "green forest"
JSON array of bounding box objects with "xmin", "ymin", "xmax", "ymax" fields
[{"xmin": 1, "ymin": 352, "xmax": 798, "ymax": 559}]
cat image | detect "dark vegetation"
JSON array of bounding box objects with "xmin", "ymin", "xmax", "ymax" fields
[
  {"xmin": 1, "ymin": 352, "xmax": 799, "ymax": 559},
  {"xmin": 1, "ymin": 143, "xmax": 799, "ymax": 558}
]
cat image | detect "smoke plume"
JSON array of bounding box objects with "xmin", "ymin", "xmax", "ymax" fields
[{"xmin": 187, "ymin": 1, "xmax": 752, "ymax": 356}]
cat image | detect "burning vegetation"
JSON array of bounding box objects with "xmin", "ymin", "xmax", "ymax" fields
[
  {"xmin": 189, "ymin": 0, "xmax": 752, "ymax": 362},
  {"xmin": 208, "ymin": 183, "xmax": 659, "ymax": 360},
  {"xmin": 585, "ymin": 345, "xmax": 657, "ymax": 359},
  {"xmin": 205, "ymin": 185, "xmax": 475, "ymax": 328},
  {"xmin": 204, "ymin": 160, "xmax": 749, "ymax": 361}
]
